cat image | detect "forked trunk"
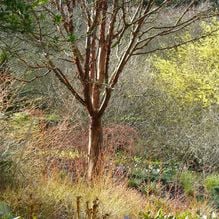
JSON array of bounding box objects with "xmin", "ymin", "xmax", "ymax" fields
[{"xmin": 87, "ymin": 116, "xmax": 103, "ymax": 180}]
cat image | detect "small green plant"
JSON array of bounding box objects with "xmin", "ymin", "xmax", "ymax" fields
[
  {"xmin": 139, "ymin": 209, "xmax": 175, "ymax": 219},
  {"xmin": 179, "ymin": 171, "xmax": 197, "ymax": 196},
  {"xmin": 0, "ymin": 202, "xmax": 16, "ymax": 219},
  {"xmin": 0, "ymin": 50, "xmax": 8, "ymax": 64},
  {"xmin": 0, "ymin": 149, "xmax": 14, "ymax": 188},
  {"xmin": 45, "ymin": 113, "xmax": 60, "ymax": 123},
  {"xmin": 204, "ymin": 174, "xmax": 219, "ymax": 193},
  {"xmin": 11, "ymin": 112, "xmax": 29, "ymax": 124},
  {"xmin": 204, "ymin": 174, "xmax": 219, "ymax": 208}
]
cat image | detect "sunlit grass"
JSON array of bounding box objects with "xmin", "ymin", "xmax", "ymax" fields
[{"xmin": 2, "ymin": 172, "xmax": 145, "ymax": 218}]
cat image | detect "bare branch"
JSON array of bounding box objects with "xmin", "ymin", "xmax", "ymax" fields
[
  {"xmin": 9, "ymin": 70, "xmax": 51, "ymax": 83},
  {"xmin": 47, "ymin": 58, "xmax": 86, "ymax": 106},
  {"xmin": 132, "ymin": 28, "xmax": 219, "ymax": 56}
]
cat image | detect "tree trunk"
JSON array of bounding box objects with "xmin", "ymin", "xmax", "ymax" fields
[{"xmin": 87, "ymin": 115, "xmax": 103, "ymax": 180}]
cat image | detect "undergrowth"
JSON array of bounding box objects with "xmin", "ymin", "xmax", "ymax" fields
[{"xmin": 0, "ymin": 112, "xmax": 218, "ymax": 218}]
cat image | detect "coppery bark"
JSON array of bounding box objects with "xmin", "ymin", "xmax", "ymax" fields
[{"xmin": 88, "ymin": 115, "xmax": 103, "ymax": 180}]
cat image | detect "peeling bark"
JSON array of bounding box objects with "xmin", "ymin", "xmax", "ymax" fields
[{"xmin": 88, "ymin": 115, "xmax": 103, "ymax": 180}]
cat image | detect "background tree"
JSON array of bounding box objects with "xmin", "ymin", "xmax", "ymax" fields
[
  {"xmin": 0, "ymin": 0, "xmax": 218, "ymax": 179},
  {"xmin": 110, "ymin": 21, "xmax": 219, "ymax": 172}
]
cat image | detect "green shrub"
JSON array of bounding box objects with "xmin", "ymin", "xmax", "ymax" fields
[{"xmin": 153, "ymin": 21, "xmax": 219, "ymax": 108}]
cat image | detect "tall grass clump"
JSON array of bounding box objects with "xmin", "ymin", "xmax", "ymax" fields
[{"xmin": 2, "ymin": 172, "xmax": 145, "ymax": 218}]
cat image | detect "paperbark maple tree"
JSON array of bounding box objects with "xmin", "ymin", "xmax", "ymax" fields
[{"xmin": 0, "ymin": 0, "xmax": 218, "ymax": 179}]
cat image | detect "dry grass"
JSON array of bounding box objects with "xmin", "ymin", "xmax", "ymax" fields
[{"xmin": 2, "ymin": 172, "xmax": 145, "ymax": 218}]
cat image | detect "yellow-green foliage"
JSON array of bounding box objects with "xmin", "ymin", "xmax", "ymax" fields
[
  {"xmin": 204, "ymin": 174, "xmax": 219, "ymax": 193},
  {"xmin": 153, "ymin": 21, "xmax": 219, "ymax": 107}
]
